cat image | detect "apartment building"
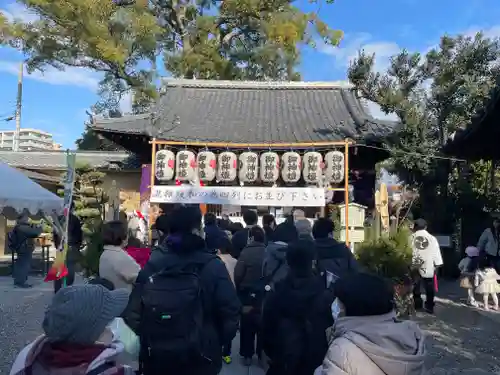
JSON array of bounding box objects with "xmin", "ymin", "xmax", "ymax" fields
[{"xmin": 0, "ymin": 129, "xmax": 61, "ymax": 151}]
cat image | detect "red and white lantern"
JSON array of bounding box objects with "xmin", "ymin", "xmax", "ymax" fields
[
  {"xmin": 260, "ymin": 152, "xmax": 280, "ymax": 183},
  {"xmin": 302, "ymin": 151, "xmax": 323, "ymax": 184},
  {"xmin": 197, "ymin": 151, "xmax": 216, "ymax": 182},
  {"xmin": 175, "ymin": 150, "xmax": 196, "ymax": 181},
  {"xmin": 239, "ymin": 152, "xmax": 259, "ymax": 183},
  {"xmin": 281, "ymin": 151, "xmax": 301, "ymax": 183},
  {"xmin": 155, "ymin": 149, "xmax": 175, "ymax": 181},
  {"xmin": 324, "ymin": 150, "xmax": 345, "ymax": 183},
  {"xmin": 217, "ymin": 151, "xmax": 237, "ymax": 182}
]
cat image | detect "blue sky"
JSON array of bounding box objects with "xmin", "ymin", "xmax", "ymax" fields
[{"xmin": 0, "ymin": 0, "xmax": 499, "ymax": 148}]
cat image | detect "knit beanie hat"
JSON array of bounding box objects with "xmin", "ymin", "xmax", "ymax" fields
[
  {"xmin": 43, "ymin": 284, "xmax": 129, "ymax": 344},
  {"xmin": 295, "ymin": 219, "xmax": 312, "ymax": 239},
  {"xmin": 333, "ymin": 273, "xmax": 394, "ymax": 317}
]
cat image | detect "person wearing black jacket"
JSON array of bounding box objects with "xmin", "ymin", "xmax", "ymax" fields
[
  {"xmin": 261, "ymin": 239, "xmax": 333, "ymax": 375},
  {"xmin": 262, "ymin": 213, "xmax": 276, "ymax": 244},
  {"xmin": 204, "ymin": 212, "xmax": 227, "ymax": 254},
  {"xmin": 124, "ymin": 205, "xmax": 240, "ymax": 375},
  {"xmin": 231, "ymin": 209, "xmax": 258, "ymax": 259},
  {"xmin": 234, "ymin": 226, "xmax": 267, "ymax": 366},
  {"xmin": 313, "ymin": 218, "xmax": 359, "ymax": 281},
  {"xmin": 53, "ymin": 203, "xmax": 83, "ymax": 293}
]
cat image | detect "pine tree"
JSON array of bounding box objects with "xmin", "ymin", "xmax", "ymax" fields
[
  {"xmin": 348, "ymin": 32, "xmax": 500, "ymax": 231},
  {"xmin": 59, "ymin": 164, "xmax": 108, "ymax": 276}
]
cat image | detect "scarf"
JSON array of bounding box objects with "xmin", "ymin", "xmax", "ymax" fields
[{"xmin": 11, "ymin": 336, "xmax": 127, "ymax": 375}]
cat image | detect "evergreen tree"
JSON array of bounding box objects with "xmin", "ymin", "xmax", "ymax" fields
[
  {"xmin": 348, "ymin": 32, "xmax": 500, "ymax": 232},
  {"xmin": 4, "ymin": 0, "xmax": 342, "ymax": 112},
  {"xmin": 76, "ymin": 127, "xmax": 123, "ymax": 151},
  {"xmin": 59, "ymin": 164, "xmax": 108, "ymax": 275}
]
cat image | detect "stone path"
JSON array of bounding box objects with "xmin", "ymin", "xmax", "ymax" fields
[{"xmin": 1, "ymin": 277, "xmax": 500, "ymax": 374}]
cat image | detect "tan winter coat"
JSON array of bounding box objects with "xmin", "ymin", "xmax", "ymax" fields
[
  {"xmin": 99, "ymin": 245, "xmax": 141, "ymax": 291},
  {"xmin": 315, "ymin": 312, "xmax": 426, "ymax": 375},
  {"xmin": 219, "ymin": 253, "xmax": 237, "ymax": 285}
]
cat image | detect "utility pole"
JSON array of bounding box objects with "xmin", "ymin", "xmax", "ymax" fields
[{"xmin": 13, "ymin": 61, "xmax": 23, "ymax": 152}]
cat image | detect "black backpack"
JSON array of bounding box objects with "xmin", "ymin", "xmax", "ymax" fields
[{"xmin": 139, "ymin": 256, "xmax": 215, "ymax": 364}]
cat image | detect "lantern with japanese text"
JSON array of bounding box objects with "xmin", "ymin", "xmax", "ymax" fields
[
  {"xmin": 302, "ymin": 151, "xmax": 323, "ymax": 184},
  {"xmin": 324, "ymin": 150, "xmax": 345, "ymax": 183},
  {"xmin": 281, "ymin": 151, "xmax": 301, "ymax": 183},
  {"xmin": 197, "ymin": 151, "xmax": 216, "ymax": 182},
  {"xmin": 155, "ymin": 149, "xmax": 175, "ymax": 181},
  {"xmin": 260, "ymin": 152, "xmax": 280, "ymax": 183},
  {"xmin": 239, "ymin": 152, "xmax": 259, "ymax": 183},
  {"xmin": 217, "ymin": 151, "xmax": 237, "ymax": 182},
  {"xmin": 175, "ymin": 150, "xmax": 196, "ymax": 181}
]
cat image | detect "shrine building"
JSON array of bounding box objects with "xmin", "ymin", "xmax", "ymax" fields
[{"xmin": 90, "ymin": 79, "xmax": 398, "ymax": 219}]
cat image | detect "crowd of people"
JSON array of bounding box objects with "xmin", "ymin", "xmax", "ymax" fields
[{"xmin": 9, "ymin": 205, "xmax": 430, "ymax": 375}]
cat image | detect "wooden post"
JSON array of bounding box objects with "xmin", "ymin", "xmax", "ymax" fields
[
  {"xmin": 149, "ymin": 139, "xmax": 156, "ymax": 243},
  {"xmin": 344, "ymin": 139, "xmax": 350, "ymax": 246}
]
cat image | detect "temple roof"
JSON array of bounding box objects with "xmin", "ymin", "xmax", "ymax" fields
[
  {"xmin": 91, "ymin": 79, "xmax": 398, "ymax": 146},
  {"xmin": 445, "ymin": 81, "xmax": 500, "ymax": 160},
  {"xmin": 0, "ymin": 150, "xmax": 140, "ymax": 170}
]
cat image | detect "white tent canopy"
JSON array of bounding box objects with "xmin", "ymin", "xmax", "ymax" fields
[{"xmin": 0, "ymin": 162, "xmax": 63, "ymax": 219}]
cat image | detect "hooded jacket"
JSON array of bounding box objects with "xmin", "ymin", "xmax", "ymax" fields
[
  {"xmin": 262, "ymin": 273, "xmax": 333, "ymax": 375},
  {"xmin": 204, "ymin": 223, "xmax": 227, "ymax": 254},
  {"xmin": 315, "ymin": 312, "xmax": 426, "ymax": 375},
  {"xmin": 123, "ymin": 233, "xmax": 240, "ymax": 375},
  {"xmin": 315, "ymin": 238, "xmax": 359, "ymax": 278},
  {"xmin": 234, "ymin": 241, "xmax": 267, "ymax": 293},
  {"xmin": 10, "ymin": 335, "xmax": 135, "ymax": 375},
  {"xmin": 262, "ymin": 241, "xmax": 289, "ymax": 287}
]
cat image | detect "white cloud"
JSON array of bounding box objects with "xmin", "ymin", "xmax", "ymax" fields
[
  {"xmin": 2, "ymin": 2, "xmax": 38, "ymax": 23},
  {"xmin": 119, "ymin": 90, "xmax": 133, "ymax": 114},
  {"xmin": 318, "ymin": 33, "xmax": 400, "ymax": 72},
  {"xmin": 0, "ymin": 60, "xmax": 99, "ymax": 90},
  {"xmin": 319, "ymin": 25, "xmax": 500, "ymax": 74},
  {"xmin": 364, "ymin": 101, "xmax": 399, "ymax": 122}
]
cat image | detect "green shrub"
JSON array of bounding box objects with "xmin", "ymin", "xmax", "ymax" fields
[
  {"xmin": 356, "ymin": 226, "xmax": 413, "ymax": 283},
  {"xmin": 356, "ymin": 226, "xmax": 420, "ymax": 317},
  {"xmin": 80, "ymin": 226, "xmax": 104, "ymax": 277}
]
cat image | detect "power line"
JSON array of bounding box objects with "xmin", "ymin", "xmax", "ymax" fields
[{"xmin": 357, "ymin": 144, "xmax": 466, "ymax": 162}]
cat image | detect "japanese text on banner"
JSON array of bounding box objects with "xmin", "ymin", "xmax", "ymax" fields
[{"xmin": 151, "ymin": 186, "xmax": 325, "ymax": 207}]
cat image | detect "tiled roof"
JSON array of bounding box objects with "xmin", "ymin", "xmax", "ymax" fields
[
  {"xmin": 0, "ymin": 151, "xmax": 140, "ymax": 170},
  {"xmin": 16, "ymin": 168, "xmax": 62, "ymax": 183},
  {"xmin": 91, "ymin": 80, "xmax": 398, "ymax": 145}
]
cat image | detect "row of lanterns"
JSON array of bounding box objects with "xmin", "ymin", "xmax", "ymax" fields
[{"xmin": 155, "ymin": 150, "xmax": 345, "ymax": 184}]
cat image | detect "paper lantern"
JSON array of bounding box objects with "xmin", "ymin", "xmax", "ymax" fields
[
  {"xmin": 238, "ymin": 152, "xmax": 259, "ymax": 183},
  {"xmin": 281, "ymin": 151, "xmax": 301, "ymax": 183},
  {"xmin": 302, "ymin": 151, "xmax": 323, "ymax": 184},
  {"xmin": 175, "ymin": 150, "xmax": 196, "ymax": 181},
  {"xmin": 155, "ymin": 149, "xmax": 175, "ymax": 181},
  {"xmin": 324, "ymin": 150, "xmax": 345, "ymax": 183},
  {"xmin": 260, "ymin": 152, "xmax": 280, "ymax": 183},
  {"xmin": 197, "ymin": 151, "xmax": 216, "ymax": 182},
  {"xmin": 217, "ymin": 151, "xmax": 237, "ymax": 182}
]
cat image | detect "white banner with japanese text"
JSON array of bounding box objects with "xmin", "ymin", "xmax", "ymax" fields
[{"xmin": 151, "ymin": 186, "xmax": 325, "ymax": 207}]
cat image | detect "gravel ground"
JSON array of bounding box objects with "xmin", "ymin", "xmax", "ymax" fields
[
  {"xmin": 0, "ymin": 276, "xmax": 53, "ymax": 375},
  {"xmin": 1, "ymin": 278, "xmax": 500, "ymax": 375}
]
